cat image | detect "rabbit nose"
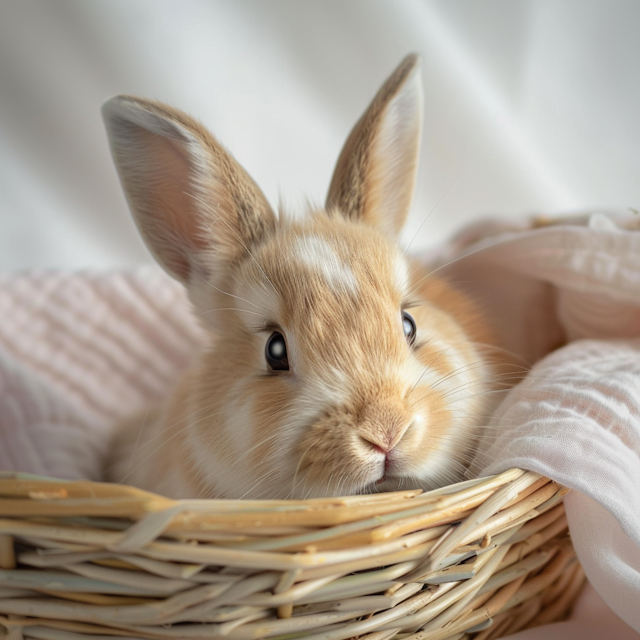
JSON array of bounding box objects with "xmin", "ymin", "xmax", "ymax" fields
[
  {"xmin": 361, "ymin": 436, "xmax": 391, "ymax": 455},
  {"xmin": 360, "ymin": 419, "xmax": 412, "ymax": 454}
]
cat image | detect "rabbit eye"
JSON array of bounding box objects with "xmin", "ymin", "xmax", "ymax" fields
[
  {"xmin": 266, "ymin": 331, "xmax": 289, "ymax": 371},
  {"xmin": 402, "ymin": 311, "xmax": 416, "ymax": 346}
]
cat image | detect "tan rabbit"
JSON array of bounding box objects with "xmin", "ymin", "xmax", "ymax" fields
[{"xmin": 103, "ymin": 55, "xmax": 500, "ymax": 500}]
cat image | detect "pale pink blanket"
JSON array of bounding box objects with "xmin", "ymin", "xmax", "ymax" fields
[
  {"xmin": 1, "ymin": 213, "xmax": 639, "ymax": 638},
  {"xmin": 0, "ymin": 269, "xmax": 204, "ymax": 480}
]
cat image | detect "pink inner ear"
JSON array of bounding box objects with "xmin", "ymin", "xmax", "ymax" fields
[{"xmin": 119, "ymin": 124, "xmax": 212, "ymax": 283}]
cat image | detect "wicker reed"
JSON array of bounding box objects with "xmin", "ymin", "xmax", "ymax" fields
[{"xmin": 0, "ymin": 468, "xmax": 584, "ymax": 640}]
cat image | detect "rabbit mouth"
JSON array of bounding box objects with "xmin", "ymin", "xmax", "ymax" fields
[{"xmin": 374, "ymin": 451, "xmax": 399, "ymax": 485}]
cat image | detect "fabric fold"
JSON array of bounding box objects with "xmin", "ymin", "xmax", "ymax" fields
[{"xmin": 468, "ymin": 339, "xmax": 640, "ymax": 632}]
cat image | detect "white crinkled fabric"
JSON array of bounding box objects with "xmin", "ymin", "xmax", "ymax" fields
[
  {"xmin": 1, "ymin": 212, "xmax": 639, "ymax": 638},
  {"xmin": 439, "ymin": 211, "xmax": 640, "ymax": 636}
]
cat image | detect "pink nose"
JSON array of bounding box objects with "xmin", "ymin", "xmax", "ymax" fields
[
  {"xmin": 366, "ymin": 440, "xmax": 391, "ymax": 455},
  {"xmin": 360, "ymin": 431, "xmax": 400, "ymax": 457},
  {"xmin": 360, "ymin": 419, "xmax": 411, "ymax": 454}
]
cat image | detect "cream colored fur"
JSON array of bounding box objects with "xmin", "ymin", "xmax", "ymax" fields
[{"xmin": 103, "ymin": 54, "xmax": 500, "ymax": 499}]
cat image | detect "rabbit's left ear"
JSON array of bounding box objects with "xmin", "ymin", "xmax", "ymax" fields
[
  {"xmin": 326, "ymin": 54, "xmax": 423, "ymax": 239},
  {"xmin": 102, "ymin": 96, "xmax": 276, "ymax": 287}
]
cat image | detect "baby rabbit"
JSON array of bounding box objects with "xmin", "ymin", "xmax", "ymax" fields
[{"xmin": 103, "ymin": 54, "xmax": 498, "ymax": 500}]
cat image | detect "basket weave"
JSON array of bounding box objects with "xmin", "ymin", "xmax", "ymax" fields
[{"xmin": 0, "ymin": 469, "xmax": 584, "ymax": 640}]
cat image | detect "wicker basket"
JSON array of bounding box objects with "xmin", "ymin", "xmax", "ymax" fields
[{"xmin": 0, "ymin": 468, "xmax": 584, "ymax": 640}]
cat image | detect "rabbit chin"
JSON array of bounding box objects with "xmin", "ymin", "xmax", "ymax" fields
[
  {"xmin": 301, "ymin": 461, "xmax": 471, "ymax": 499},
  {"xmin": 372, "ymin": 467, "xmax": 467, "ymax": 495}
]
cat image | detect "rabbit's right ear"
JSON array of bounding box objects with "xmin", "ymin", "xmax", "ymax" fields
[
  {"xmin": 102, "ymin": 96, "xmax": 276, "ymax": 285},
  {"xmin": 326, "ymin": 55, "xmax": 423, "ymax": 240}
]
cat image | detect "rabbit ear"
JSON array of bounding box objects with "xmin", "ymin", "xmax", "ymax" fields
[
  {"xmin": 102, "ymin": 96, "xmax": 276, "ymax": 285},
  {"xmin": 326, "ymin": 54, "xmax": 423, "ymax": 239}
]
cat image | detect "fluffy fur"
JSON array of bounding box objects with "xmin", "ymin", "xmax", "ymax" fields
[{"xmin": 104, "ymin": 54, "xmax": 500, "ymax": 499}]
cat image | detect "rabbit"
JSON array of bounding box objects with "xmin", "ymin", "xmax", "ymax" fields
[{"xmin": 103, "ymin": 54, "xmax": 501, "ymax": 500}]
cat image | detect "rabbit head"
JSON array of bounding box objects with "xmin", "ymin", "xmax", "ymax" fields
[{"xmin": 103, "ymin": 55, "xmax": 496, "ymax": 499}]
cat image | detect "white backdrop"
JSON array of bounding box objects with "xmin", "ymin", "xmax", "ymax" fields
[{"xmin": 1, "ymin": 0, "xmax": 640, "ymax": 271}]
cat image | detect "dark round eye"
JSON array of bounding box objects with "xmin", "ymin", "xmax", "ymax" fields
[
  {"xmin": 402, "ymin": 311, "xmax": 416, "ymax": 346},
  {"xmin": 265, "ymin": 331, "xmax": 289, "ymax": 371}
]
